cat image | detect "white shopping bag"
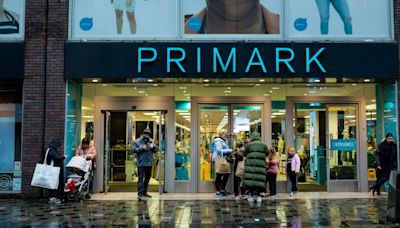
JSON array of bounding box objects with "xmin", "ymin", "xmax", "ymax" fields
[{"xmin": 31, "ymin": 149, "xmax": 61, "ymax": 190}]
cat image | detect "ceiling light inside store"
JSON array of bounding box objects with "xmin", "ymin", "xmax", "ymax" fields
[
  {"xmin": 314, "ymin": 79, "xmax": 320, "ymax": 83},
  {"xmin": 270, "ymin": 91, "xmax": 273, "ymax": 93},
  {"xmin": 82, "ymin": 115, "xmax": 94, "ymax": 119},
  {"xmin": 153, "ymin": 84, "xmax": 158, "ymax": 87},
  {"xmin": 102, "ymin": 84, "xmax": 107, "ymax": 87},
  {"xmin": 259, "ymin": 79, "xmax": 265, "ymax": 82},
  {"xmin": 364, "ymin": 79, "xmax": 371, "ymax": 82},
  {"xmin": 138, "ymin": 91, "xmax": 145, "ymax": 94},
  {"xmin": 272, "ymin": 112, "xmax": 285, "ymax": 116},
  {"xmin": 352, "ymin": 84, "xmax": 357, "ymax": 86},
  {"xmin": 148, "ymin": 79, "xmax": 154, "ymax": 82},
  {"xmin": 371, "ymin": 100, "xmax": 376, "ymax": 102},
  {"xmin": 179, "ymin": 86, "xmax": 186, "ymax": 90},
  {"xmin": 203, "ymin": 79, "xmax": 210, "ymax": 83},
  {"xmin": 255, "ymin": 84, "xmax": 260, "ymax": 86},
  {"xmin": 224, "ymin": 90, "xmax": 231, "ymax": 93},
  {"xmin": 272, "ymin": 87, "xmax": 279, "ymax": 90},
  {"xmin": 92, "ymin": 79, "xmax": 99, "ymax": 83},
  {"xmin": 144, "ymin": 112, "xmax": 157, "ymax": 116}
]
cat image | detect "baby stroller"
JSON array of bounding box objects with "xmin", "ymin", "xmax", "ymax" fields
[{"xmin": 64, "ymin": 156, "xmax": 93, "ymax": 201}]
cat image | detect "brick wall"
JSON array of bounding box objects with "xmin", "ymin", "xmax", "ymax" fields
[{"xmin": 21, "ymin": 0, "xmax": 68, "ymax": 198}]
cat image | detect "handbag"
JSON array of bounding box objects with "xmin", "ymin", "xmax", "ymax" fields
[
  {"xmin": 235, "ymin": 159, "xmax": 245, "ymax": 177},
  {"xmin": 31, "ymin": 148, "xmax": 61, "ymax": 190},
  {"xmin": 215, "ymin": 155, "xmax": 231, "ymax": 174}
]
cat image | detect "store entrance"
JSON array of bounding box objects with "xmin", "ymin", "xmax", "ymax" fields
[
  {"xmin": 195, "ymin": 99, "xmax": 270, "ymax": 193},
  {"xmin": 103, "ymin": 110, "xmax": 166, "ymax": 193},
  {"xmin": 287, "ymin": 97, "xmax": 365, "ymax": 192}
]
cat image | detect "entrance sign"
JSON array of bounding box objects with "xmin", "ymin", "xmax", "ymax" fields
[{"xmin": 331, "ymin": 139, "xmax": 357, "ymax": 151}]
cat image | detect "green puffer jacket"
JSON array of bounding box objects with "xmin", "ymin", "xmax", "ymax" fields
[{"xmin": 243, "ymin": 132, "xmax": 269, "ymax": 189}]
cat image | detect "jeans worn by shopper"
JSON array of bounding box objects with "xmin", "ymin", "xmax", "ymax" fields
[
  {"xmin": 316, "ymin": 0, "xmax": 352, "ymax": 35},
  {"xmin": 288, "ymin": 171, "xmax": 298, "ymax": 192},
  {"xmin": 138, "ymin": 166, "xmax": 152, "ymax": 195}
]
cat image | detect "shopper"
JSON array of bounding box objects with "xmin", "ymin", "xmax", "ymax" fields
[
  {"xmin": 243, "ymin": 132, "xmax": 269, "ymax": 204},
  {"xmin": 266, "ymin": 147, "xmax": 279, "ymax": 199},
  {"xmin": 46, "ymin": 138, "xmax": 65, "ymax": 204},
  {"xmin": 133, "ymin": 128, "xmax": 158, "ymax": 200},
  {"xmin": 371, "ymin": 133, "xmax": 398, "ymax": 196},
  {"xmin": 75, "ymin": 138, "xmax": 97, "ymax": 165},
  {"xmin": 212, "ymin": 130, "xmax": 233, "ymax": 197},
  {"xmin": 234, "ymin": 141, "xmax": 246, "ymax": 200},
  {"xmin": 285, "ymin": 146, "xmax": 300, "ymax": 196}
]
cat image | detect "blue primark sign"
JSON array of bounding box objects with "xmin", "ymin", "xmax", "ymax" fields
[
  {"xmin": 137, "ymin": 47, "xmax": 326, "ymax": 74},
  {"xmin": 65, "ymin": 42, "xmax": 398, "ymax": 79}
]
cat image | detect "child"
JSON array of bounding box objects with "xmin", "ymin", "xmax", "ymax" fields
[{"xmin": 285, "ymin": 146, "xmax": 300, "ymax": 196}]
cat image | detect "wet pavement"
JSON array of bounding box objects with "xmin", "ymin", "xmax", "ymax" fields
[{"xmin": 0, "ymin": 197, "xmax": 399, "ymax": 227}]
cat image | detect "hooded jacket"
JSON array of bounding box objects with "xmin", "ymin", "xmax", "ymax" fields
[
  {"xmin": 46, "ymin": 139, "xmax": 64, "ymax": 167},
  {"xmin": 211, "ymin": 137, "xmax": 232, "ymax": 161},
  {"xmin": 133, "ymin": 136, "xmax": 159, "ymax": 167},
  {"xmin": 243, "ymin": 133, "xmax": 269, "ymax": 189},
  {"xmin": 376, "ymin": 140, "xmax": 398, "ymax": 172}
]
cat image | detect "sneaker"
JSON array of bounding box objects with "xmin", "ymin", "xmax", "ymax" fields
[
  {"xmin": 143, "ymin": 193, "xmax": 152, "ymax": 198},
  {"xmin": 222, "ymin": 191, "xmax": 231, "ymax": 196},
  {"xmin": 48, "ymin": 197, "xmax": 61, "ymax": 204},
  {"xmin": 289, "ymin": 192, "xmax": 294, "ymax": 197},
  {"xmin": 256, "ymin": 196, "xmax": 262, "ymax": 203},
  {"xmin": 260, "ymin": 192, "xmax": 266, "ymax": 197},
  {"xmin": 267, "ymin": 195, "xmax": 276, "ymax": 200},
  {"xmin": 247, "ymin": 196, "xmax": 254, "ymax": 202}
]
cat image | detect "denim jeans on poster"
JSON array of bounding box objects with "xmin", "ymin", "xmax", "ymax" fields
[{"xmin": 316, "ymin": 0, "xmax": 353, "ymax": 35}]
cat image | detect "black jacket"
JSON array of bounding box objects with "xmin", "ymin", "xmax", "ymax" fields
[
  {"xmin": 376, "ymin": 140, "xmax": 398, "ymax": 172},
  {"xmin": 46, "ymin": 139, "xmax": 64, "ymax": 167}
]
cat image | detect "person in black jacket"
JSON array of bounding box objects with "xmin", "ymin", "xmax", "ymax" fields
[
  {"xmin": 371, "ymin": 133, "xmax": 398, "ymax": 196},
  {"xmin": 46, "ymin": 138, "xmax": 65, "ymax": 204}
]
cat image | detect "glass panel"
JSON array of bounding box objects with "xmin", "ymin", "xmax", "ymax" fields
[
  {"xmin": 199, "ymin": 105, "xmax": 229, "ymax": 182},
  {"xmin": 104, "ymin": 111, "xmax": 111, "ymax": 193},
  {"xmin": 328, "ymin": 105, "xmax": 358, "ymax": 180},
  {"xmin": 0, "ymin": 89, "xmax": 22, "ymax": 193},
  {"xmin": 106, "ymin": 111, "xmax": 161, "ymax": 192},
  {"xmin": 66, "ymin": 81, "xmax": 82, "ymax": 164},
  {"xmin": 294, "ymin": 103, "xmax": 327, "ymax": 190},
  {"xmin": 271, "ymin": 108, "xmax": 286, "ymax": 181},
  {"xmin": 175, "ymin": 106, "xmax": 191, "ymax": 181},
  {"xmin": 232, "ymin": 105, "xmax": 263, "ymax": 165},
  {"xmin": 158, "ymin": 112, "xmax": 166, "ymax": 192},
  {"xmin": 366, "ymin": 100, "xmax": 377, "ymax": 182}
]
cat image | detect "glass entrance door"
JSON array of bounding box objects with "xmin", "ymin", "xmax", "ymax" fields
[
  {"xmin": 326, "ymin": 105, "xmax": 358, "ymax": 191},
  {"xmin": 291, "ymin": 102, "xmax": 360, "ymax": 192},
  {"xmin": 198, "ymin": 104, "xmax": 263, "ymax": 193},
  {"xmin": 103, "ymin": 110, "xmax": 166, "ymax": 193}
]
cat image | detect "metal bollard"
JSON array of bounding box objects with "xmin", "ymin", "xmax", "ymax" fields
[{"xmin": 387, "ymin": 171, "xmax": 400, "ymax": 222}]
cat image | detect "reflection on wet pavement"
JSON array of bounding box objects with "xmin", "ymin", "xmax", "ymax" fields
[{"xmin": 0, "ymin": 198, "xmax": 397, "ymax": 227}]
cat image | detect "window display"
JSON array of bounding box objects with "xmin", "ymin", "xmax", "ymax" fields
[{"xmin": 0, "ymin": 0, "xmax": 24, "ymax": 39}]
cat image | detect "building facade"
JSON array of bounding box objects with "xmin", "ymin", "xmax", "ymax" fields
[{"xmin": 0, "ymin": 0, "xmax": 400, "ymax": 197}]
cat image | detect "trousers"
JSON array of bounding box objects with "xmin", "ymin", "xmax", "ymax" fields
[{"xmin": 316, "ymin": 0, "xmax": 352, "ymax": 35}]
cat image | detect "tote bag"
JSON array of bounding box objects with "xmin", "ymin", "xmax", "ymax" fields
[
  {"xmin": 215, "ymin": 156, "xmax": 231, "ymax": 174},
  {"xmin": 31, "ymin": 148, "xmax": 61, "ymax": 190},
  {"xmin": 235, "ymin": 159, "xmax": 245, "ymax": 177}
]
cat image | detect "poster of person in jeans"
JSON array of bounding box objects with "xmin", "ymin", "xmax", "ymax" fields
[{"xmin": 287, "ymin": 0, "xmax": 392, "ymax": 39}]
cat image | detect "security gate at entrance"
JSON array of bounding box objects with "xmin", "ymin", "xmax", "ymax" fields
[{"xmin": 286, "ymin": 97, "xmax": 368, "ymax": 192}]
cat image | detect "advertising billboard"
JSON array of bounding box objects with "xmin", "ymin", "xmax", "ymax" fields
[
  {"xmin": 183, "ymin": 0, "xmax": 282, "ymax": 37},
  {"xmin": 287, "ymin": 0, "xmax": 392, "ymax": 40},
  {"xmin": 70, "ymin": 0, "xmax": 178, "ymax": 39},
  {"xmin": 0, "ymin": 0, "xmax": 24, "ymax": 40}
]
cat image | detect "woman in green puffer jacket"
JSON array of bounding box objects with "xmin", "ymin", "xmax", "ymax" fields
[{"xmin": 243, "ymin": 132, "xmax": 269, "ymax": 203}]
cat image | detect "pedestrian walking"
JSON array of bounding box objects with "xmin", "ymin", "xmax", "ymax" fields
[
  {"xmin": 212, "ymin": 130, "xmax": 233, "ymax": 197},
  {"xmin": 285, "ymin": 146, "xmax": 300, "ymax": 197},
  {"xmin": 266, "ymin": 147, "xmax": 279, "ymax": 199},
  {"xmin": 133, "ymin": 128, "xmax": 158, "ymax": 200},
  {"xmin": 370, "ymin": 133, "xmax": 398, "ymax": 196},
  {"xmin": 243, "ymin": 132, "xmax": 269, "ymax": 204}
]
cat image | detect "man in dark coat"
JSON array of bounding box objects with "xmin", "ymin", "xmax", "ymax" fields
[
  {"xmin": 46, "ymin": 138, "xmax": 65, "ymax": 204},
  {"xmin": 371, "ymin": 133, "xmax": 398, "ymax": 195},
  {"xmin": 243, "ymin": 132, "xmax": 269, "ymax": 203},
  {"xmin": 133, "ymin": 128, "xmax": 158, "ymax": 200}
]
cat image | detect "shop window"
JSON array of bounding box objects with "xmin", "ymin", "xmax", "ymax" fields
[
  {"xmin": 175, "ymin": 101, "xmax": 191, "ymax": 181},
  {"xmin": 271, "ymin": 106, "xmax": 286, "ymax": 181},
  {"xmin": 0, "ymin": 89, "xmax": 22, "ymax": 193}
]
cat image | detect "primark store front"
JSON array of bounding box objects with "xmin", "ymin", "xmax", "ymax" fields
[{"xmin": 64, "ymin": 0, "xmax": 399, "ymax": 194}]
